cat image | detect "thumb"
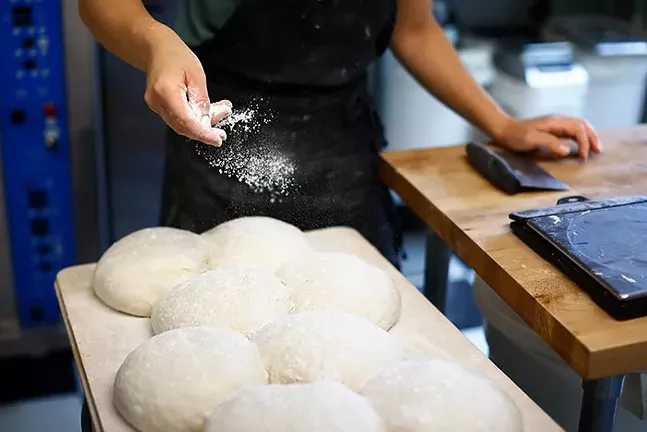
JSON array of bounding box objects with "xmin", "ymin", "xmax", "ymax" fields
[
  {"xmin": 186, "ymin": 85, "xmax": 211, "ymax": 126},
  {"xmin": 185, "ymin": 69, "xmax": 211, "ymax": 123},
  {"xmin": 536, "ymin": 133, "xmax": 570, "ymax": 157}
]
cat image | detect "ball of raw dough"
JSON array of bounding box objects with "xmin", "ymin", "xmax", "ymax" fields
[
  {"xmin": 93, "ymin": 227, "xmax": 210, "ymax": 317},
  {"xmin": 276, "ymin": 252, "xmax": 401, "ymax": 330},
  {"xmin": 201, "ymin": 216, "xmax": 313, "ymax": 271},
  {"xmin": 151, "ymin": 266, "xmax": 291, "ymax": 336},
  {"xmin": 205, "ymin": 381, "xmax": 385, "ymax": 432},
  {"xmin": 113, "ymin": 327, "xmax": 268, "ymax": 432},
  {"xmin": 361, "ymin": 359, "xmax": 523, "ymax": 432},
  {"xmin": 251, "ymin": 311, "xmax": 404, "ymax": 391}
]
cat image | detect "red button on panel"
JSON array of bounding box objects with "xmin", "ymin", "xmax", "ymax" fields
[{"xmin": 43, "ymin": 103, "xmax": 56, "ymax": 117}]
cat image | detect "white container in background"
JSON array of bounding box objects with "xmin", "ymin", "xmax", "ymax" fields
[
  {"xmin": 543, "ymin": 16, "xmax": 647, "ymax": 130},
  {"xmin": 375, "ymin": 36, "xmax": 496, "ymax": 151},
  {"xmin": 489, "ymin": 41, "xmax": 589, "ymax": 120}
]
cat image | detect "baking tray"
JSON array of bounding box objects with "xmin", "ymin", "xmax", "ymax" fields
[{"xmin": 56, "ymin": 227, "xmax": 560, "ymax": 432}]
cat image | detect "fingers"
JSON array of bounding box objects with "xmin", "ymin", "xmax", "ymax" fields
[
  {"xmin": 184, "ymin": 79, "xmax": 218, "ymax": 136},
  {"xmin": 145, "ymin": 80, "xmax": 229, "ymax": 146},
  {"xmin": 536, "ymin": 133, "xmax": 571, "ymax": 157},
  {"xmin": 584, "ymin": 121, "xmax": 602, "ymax": 154},
  {"xmin": 213, "ymin": 99, "xmax": 233, "ymax": 109},
  {"xmin": 145, "ymin": 86, "xmax": 193, "ymax": 136},
  {"xmin": 210, "ymin": 101, "xmax": 233, "ymax": 125},
  {"xmin": 539, "ymin": 116, "xmax": 597, "ymax": 160},
  {"xmin": 185, "ymin": 67, "xmax": 211, "ymax": 118},
  {"xmin": 212, "ymin": 128, "xmax": 227, "ymax": 142},
  {"xmin": 574, "ymin": 124, "xmax": 590, "ymax": 160},
  {"xmin": 168, "ymin": 87, "xmax": 225, "ymax": 146}
]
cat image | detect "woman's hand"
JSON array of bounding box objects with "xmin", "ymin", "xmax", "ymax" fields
[
  {"xmin": 494, "ymin": 115, "xmax": 602, "ymax": 160},
  {"xmin": 144, "ymin": 29, "xmax": 231, "ymax": 146}
]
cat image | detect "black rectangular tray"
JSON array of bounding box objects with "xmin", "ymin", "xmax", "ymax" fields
[{"xmin": 510, "ymin": 195, "xmax": 647, "ymax": 321}]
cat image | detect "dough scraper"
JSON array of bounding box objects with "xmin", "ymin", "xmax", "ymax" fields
[{"xmin": 465, "ymin": 142, "xmax": 569, "ymax": 195}]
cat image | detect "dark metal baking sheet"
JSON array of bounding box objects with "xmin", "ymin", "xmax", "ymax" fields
[{"xmin": 528, "ymin": 203, "xmax": 647, "ymax": 301}]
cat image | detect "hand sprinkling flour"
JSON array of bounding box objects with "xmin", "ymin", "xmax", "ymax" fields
[
  {"xmin": 142, "ymin": 27, "xmax": 232, "ymax": 147},
  {"xmin": 182, "ymin": 86, "xmax": 232, "ymax": 147}
]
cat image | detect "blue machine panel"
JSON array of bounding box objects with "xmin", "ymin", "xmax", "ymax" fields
[{"xmin": 0, "ymin": 0, "xmax": 77, "ymax": 328}]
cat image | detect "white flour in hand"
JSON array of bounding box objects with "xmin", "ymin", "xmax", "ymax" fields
[
  {"xmin": 182, "ymin": 87, "xmax": 229, "ymax": 145},
  {"xmin": 184, "ymin": 87, "xmax": 212, "ymax": 128},
  {"xmin": 197, "ymin": 101, "xmax": 297, "ymax": 200}
]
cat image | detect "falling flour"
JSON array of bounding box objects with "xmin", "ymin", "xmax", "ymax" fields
[
  {"xmin": 196, "ymin": 101, "xmax": 297, "ymax": 199},
  {"xmin": 217, "ymin": 108, "xmax": 258, "ymax": 131}
]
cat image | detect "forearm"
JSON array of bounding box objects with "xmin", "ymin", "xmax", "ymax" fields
[
  {"xmin": 79, "ymin": 0, "xmax": 174, "ymax": 71},
  {"xmin": 390, "ymin": 24, "xmax": 512, "ymax": 140}
]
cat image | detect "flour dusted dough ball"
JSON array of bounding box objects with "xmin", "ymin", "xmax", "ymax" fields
[
  {"xmin": 205, "ymin": 381, "xmax": 385, "ymax": 432},
  {"xmin": 114, "ymin": 327, "xmax": 267, "ymax": 432},
  {"xmin": 276, "ymin": 252, "xmax": 401, "ymax": 330},
  {"xmin": 361, "ymin": 359, "xmax": 523, "ymax": 432},
  {"xmin": 151, "ymin": 267, "xmax": 291, "ymax": 336},
  {"xmin": 93, "ymin": 227, "xmax": 210, "ymax": 316},
  {"xmin": 251, "ymin": 311, "xmax": 404, "ymax": 391},
  {"xmin": 201, "ymin": 216, "xmax": 313, "ymax": 271}
]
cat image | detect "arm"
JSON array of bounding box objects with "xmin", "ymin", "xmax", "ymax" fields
[
  {"xmin": 390, "ymin": 0, "xmax": 509, "ymax": 142},
  {"xmin": 79, "ymin": 0, "xmax": 230, "ymax": 145},
  {"xmin": 79, "ymin": 0, "xmax": 163, "ymax": 71},
  {"xmin": 391, "ymin": 0, "xmax": 600, "ymax": 158}
]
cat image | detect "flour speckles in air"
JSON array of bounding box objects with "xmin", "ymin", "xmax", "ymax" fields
[
  {"xmin": 196, "ymin": 100, "xmax": 297, "ymax": 199},
  {"xmin": 216, "ymin": 108, "xmax": 259, "ymax": 132}
]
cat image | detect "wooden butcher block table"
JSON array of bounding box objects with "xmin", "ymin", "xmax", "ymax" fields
[
  {"xmin": 379, "ymin": 125, "xmax": 647, "ymax": 432},
  {"xmin": 55, "ymin": 227, "xmax": 559, "ymax": 432}
]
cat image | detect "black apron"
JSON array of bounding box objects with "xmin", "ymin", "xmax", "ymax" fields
[{"xmin": 160, "ymin": 0, "xmax": 402, "ymax": 266}]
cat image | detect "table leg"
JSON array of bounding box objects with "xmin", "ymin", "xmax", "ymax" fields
[
  {"xmin": 579, "ymin": 375, "xmax": 627, "ymax": 432},
  {"xmin": 423, "ymin": 230, "xmax": 452, "ymax": 313}
]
